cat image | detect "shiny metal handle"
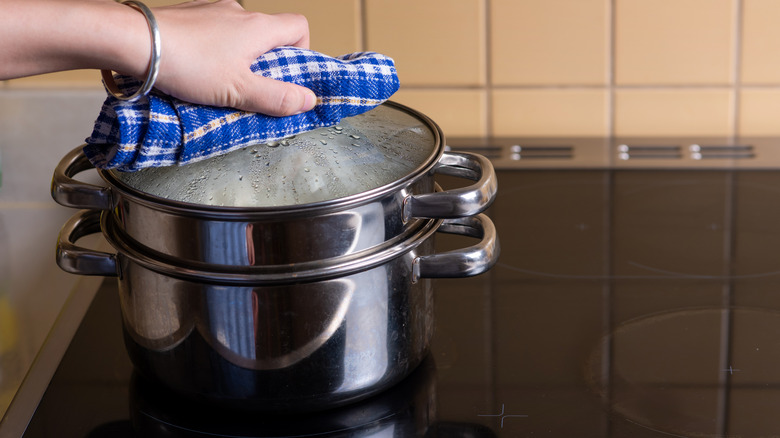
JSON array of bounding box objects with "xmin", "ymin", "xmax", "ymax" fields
[
  {"xmin": 57, "ymin": 210, "xmax": 119, "ymax": 277},
  {"xmin": 404, "ymin": 152, "xmax": 497, "ymax": 220},
  {"xmin": 51, "ymin": 145, "xmax": 114, "ymax": 210},
  {"xmin": 413, "ymin": 213, "xmax": 499, "ymax": 281}
]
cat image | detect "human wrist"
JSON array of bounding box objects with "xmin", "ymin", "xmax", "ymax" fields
[
  {"xmin": 101, "ymin": 1, "xmax": 161, "ymax": 100},
  {"xmin": 96, "ymin": 0, "xmax": 156, "ymax": 79}
]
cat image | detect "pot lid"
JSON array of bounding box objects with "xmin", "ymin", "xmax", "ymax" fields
[{"xmin": 109, "ymin": 103, "xmax": 440, "ymax": 208}]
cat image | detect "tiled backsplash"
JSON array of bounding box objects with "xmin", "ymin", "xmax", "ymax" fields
[{"xmin": 4, "ymin": 0, "xmax": 780, "ymax": 138}]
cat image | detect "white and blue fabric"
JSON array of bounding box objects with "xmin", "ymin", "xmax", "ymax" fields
[{"xmin": 84, "ymin": 47, "xmax": 400, "ymax": 171}]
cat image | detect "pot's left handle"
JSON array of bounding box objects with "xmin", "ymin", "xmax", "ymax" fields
[
  {"xmin": 413, "ymin": 213, "xmax": 499, "ymax": 281},
  {"xmin": 57, "ymin": 210, "xmax": 119, "ymax": 277},
  {"xmin": 51, "ymin": 145, "xmax": 115, "ymax": 210}
]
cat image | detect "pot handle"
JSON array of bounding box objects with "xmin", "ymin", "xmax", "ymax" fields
[
  {"xmin": 51, "ymin": 145, "xmax": 115, "ymax": 210},
  {"xmin": 404, "ymin": 152, "xmax": 497, "ymax": 220},
  {"xmin": 413, "ymin": 213, "xmax": 499, "ymax": 281},
  {"xmin": 57, "ymin": 209, "xmax": 119, "ymax": 277}
]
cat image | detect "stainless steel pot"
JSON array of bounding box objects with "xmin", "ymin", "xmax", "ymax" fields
[
  {"xmin": 51, "ymin": 102, "xmax": 496, "ymax": 266},
  {"xmin": 57, "ymin": 209, "xmax": 498, "ymax": 411}
]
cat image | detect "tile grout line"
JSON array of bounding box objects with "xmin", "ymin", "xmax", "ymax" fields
[
  {"xmin": 608, "ymin": 0, "xmax": 616, "ymax": 139},
  {"xmin": 359, "ymin": 0, "xmax": 368, "ymax": 53},
  {"xmin": 484, "ymin": 0, "xmax": 492, "ymax": 138},
  {"xmin": 731, "ymin": 0, "xmax": 744, "ymax": 141}
]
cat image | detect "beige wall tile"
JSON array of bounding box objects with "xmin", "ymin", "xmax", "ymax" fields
[
  {"xmin": 365, "ymin": 0, "xmax": 485, "ymax": 87},
  {"xmin": 392, "ymin": 89, "xmax": 486, "ymax": 137},
  {"xmin": 491, "ymin": 0, "xmax": 609, "ymax": 86},
  {"xmin": 614, "ymin": 89, "xmax": 733, "ymax": 136},
  {"xmin": 244, "ymin": 0, "xmax": 361, "ymax": 56},
  {"xmin": 741, "ymin": 0, "xmax": 780, "ymax": 84},
  {"xmin": 738, "ymin": 89, "xmax": 780, "ymax": 135},
  {"xmin": 615, "ymin": 0, "xmax": 735, "ymax": 85},
  {"xmin": 491, "ymin": 89, "xmax": 608, "ymax": 137},
  {"xmin": 6, "ymin": 70, "xmax": 103, "ymax": 89}
]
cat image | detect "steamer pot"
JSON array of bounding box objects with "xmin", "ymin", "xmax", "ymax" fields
[
  {"xmin": 51, "ymin": 102, "xmax": 496, "ymax": 266},
  {"xmin": 56, "ymin": 209, "xmax": 499, "ymax": 411}
]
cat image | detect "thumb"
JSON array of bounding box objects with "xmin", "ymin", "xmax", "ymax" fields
[{"xmin": 236, "ymin": 74, "xmax": 316, "ymax": 116}]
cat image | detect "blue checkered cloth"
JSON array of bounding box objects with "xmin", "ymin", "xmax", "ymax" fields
[{"xmin": 84, "ymin": 47, "xmax": 400, "ymax": 171}]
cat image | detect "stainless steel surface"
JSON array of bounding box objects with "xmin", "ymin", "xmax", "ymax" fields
[
  {"xmin": 52, "ymin": 143, "xmax": 497, "ymax": 266},
  {"xmin": 55, "ymin": 209, "xmax": 498, "ymax": 410},
  {"xmin": 404, "ymin": 152, "xmax": 496, "ymax": 220},
  {"xmin": 110, "ymin": 103, "xmax": 439, "ymax": 207},
  {"xmin": 55, "ymin": 207, "xmax": 117, "ymax": 277},
  {"xmin": 413, "ymin": 215, "xmax": 499, "ymax": 281},
  {"xmin": 50, "ymin": 146, "xmax": 115, "ymax": 210},
  {"xmin": 57, "ymin": 210, "xmax": 498, "ymax": 284}
]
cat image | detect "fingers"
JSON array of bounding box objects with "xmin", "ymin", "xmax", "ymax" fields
[
  {"xmin": 261, "ymin": 12, "xmax": 310, "ymax": 50},
  {"xmin": 235, "ymin": 74, "xmax": 316, "ymax": 117}
]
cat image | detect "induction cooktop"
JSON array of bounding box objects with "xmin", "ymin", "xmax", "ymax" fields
[{"xmin": 10, "ymin": 137, "xmax": 780, "ymax": 437}]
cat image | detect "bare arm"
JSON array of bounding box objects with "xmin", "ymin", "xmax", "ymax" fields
[{"xmin": 0, "ymin": 0, "xmax": 316, "ymax": 116}]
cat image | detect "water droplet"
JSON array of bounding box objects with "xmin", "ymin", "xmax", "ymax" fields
[
  {"xmin": 320, "ymin": 140, "xmax": 328, "ymax": 145},
  {"xmin": 304, "ymin": 168, "xmax": 310, "ymax": 172},
  {"xmin": 267, "ymin": 141, "xmax": 279, "ymax": 147},
  {"xmin": 280, "ymin": 140, "xmax": 289, "ymax": 146},
  {"xmin": 350, "ymin": 134, "xmax": 360, "ymax": 139}
]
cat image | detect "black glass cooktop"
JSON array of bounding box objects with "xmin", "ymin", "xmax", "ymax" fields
[{"xmin": 19, "ymin": 168, "xmax": 780, "ymax": 437}]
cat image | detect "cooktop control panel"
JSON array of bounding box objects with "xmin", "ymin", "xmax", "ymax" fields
[{"xmin": 446, "ymin": 137, "xmax": 780, "ymax": 169}]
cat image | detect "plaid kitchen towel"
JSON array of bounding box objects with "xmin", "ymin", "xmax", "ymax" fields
[{"xmin": 84, "ymin": 47, "xmax": 400, "ymax": 171}]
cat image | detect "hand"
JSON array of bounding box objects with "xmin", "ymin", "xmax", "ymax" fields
[
  {"xmin": 150, "ymin": 0, "xmax": 317, "ymax": 116},
  {"xmin": 0, "ymin": 0, "xmax": 316, "ymax": 117}
]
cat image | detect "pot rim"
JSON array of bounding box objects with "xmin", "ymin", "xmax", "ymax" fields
[
  {"xmin": 101, "ymin": 210, "xmax": 443, "ymax": 286},
  {"xmin": 99, "ymin": 101, "xmax": 445, "ymax": 220}
]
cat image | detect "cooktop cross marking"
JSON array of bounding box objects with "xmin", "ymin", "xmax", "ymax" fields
[
  {"xmin": 723, "ymin": 365, "xmax": 741, "ymax": 375},
  {"xmin": 477, "ymin": 404, "xmax": 529, "ymax": 428}
]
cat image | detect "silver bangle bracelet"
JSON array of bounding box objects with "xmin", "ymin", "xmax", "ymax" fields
[{"xmin": 101, "ymin": 0, "xmax": 161, "ymax": 101}]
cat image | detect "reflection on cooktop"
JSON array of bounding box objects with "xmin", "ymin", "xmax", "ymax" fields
[
  {"xmin": 20, "ymin": 169, "xmax": 780, "ymax": 437},
  {"xmin": 587, "ymin": 308, "xmax": 780, "ymax": 437}
]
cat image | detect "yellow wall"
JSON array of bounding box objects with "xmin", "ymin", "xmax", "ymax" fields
[{"xmin": 9, "ymin": 0, "xmax": 780, "ymax": 138}]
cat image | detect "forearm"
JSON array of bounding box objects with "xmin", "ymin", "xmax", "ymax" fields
[
  {"xmin": 0, "ymin": 0, "xmax": 315, "ymax": 115},
  {"xmin": 0, "ymin": 0, "xmax": 149, "ymax": 80}
]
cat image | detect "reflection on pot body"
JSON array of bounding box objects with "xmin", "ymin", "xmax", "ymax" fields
[
  {"xmin": 114, "ymin": 233, "xmax": 436, "ymax": 410},
  {"xmin": 199, "ymin": 280, "xmax": 355, "ymax": 370},
  {"xmin": 115, "ymin": 197, "xmax": 398, "ymax": 267}
]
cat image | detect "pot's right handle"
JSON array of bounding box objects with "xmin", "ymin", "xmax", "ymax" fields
[
  {"xmin": 413, "ymin": 213, "xmax": 499, "ymax": 281},
  {"xmin": 51, "ymin": 145, "xmax": 115, "ymax": 210},
  {"xmin": 57, "ymin": 210, "xmax": 119, "ymax": 277},
  {"xmin": 404, "ymin": 152, "xmax": 497, "ymax": 220}
]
